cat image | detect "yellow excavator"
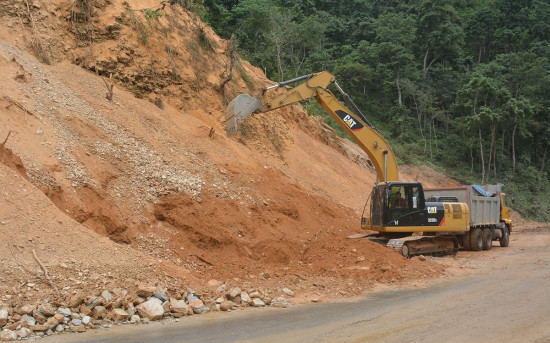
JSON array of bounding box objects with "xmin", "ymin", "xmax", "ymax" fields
[{"xmin": 226, "ymin": 71, "xmax": 512, "ymax": 257}]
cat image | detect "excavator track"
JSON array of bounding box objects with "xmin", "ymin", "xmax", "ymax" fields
[{"xmin": 386, "ymin": 236, "xmax": 459, "ymax": 258}]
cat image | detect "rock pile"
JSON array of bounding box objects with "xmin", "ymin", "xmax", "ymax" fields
[{"xmin": 0, "ymin": 284, "xmax": 293, "ymax": 341}]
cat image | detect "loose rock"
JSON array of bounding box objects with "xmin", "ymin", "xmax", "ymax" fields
[
  {"xmin": 91, "ymin": 306, "xmax": 107, "ymax": 319},
  {"xmin": 0, "ymin": 309, "xmax": 8, "ymax": 327},
  {"xmin": 0, "ymin": 329, "xmax": 17, "ymax": 341},
  {"xmin": 228, "ymin": 287, "xmax": 241, "ymax": 299},
  {"xmin": 240, "ymin": 292, "xmax": 251, "ymax": 304},
  {"xmin": 18, "ymin": 305, "xmax": 34, "ymax": 316},
  {"xmin": 188, "ymin": 299, "xmax": 209, "ymax": 314},
  {"xmin": 68, "ymin": 293, "xmax": 84, "ymax": 308},
  {"xmin": 252, "ymin": 298, "xmax": 265, "ymax": 307},
  {"xmin": 110, "ymin": 309, "xmax": 129, "ymax": 322},
  {"xmin": 101, "ymin": 291, "xmax": 113, "ymax": 303},
  {"xmin": 169, "ymin": 299, "xmax": 188, "ymax": 314},
  {"xmin": 282, "ymin": 288, "xmax": 295, "ymax": 297},
  {"xmin": 16, "ymin": 327, "xmax": 32, "ymax": 338},
  {"xmin": 153, "ymin": 292, "xmax": 167, "ymax": 302},
  {"xmin": 136, "ymin": 298, "xmax": 164, "ymax": 321},
  {"xmin": 39, "ymin": 303, "xmax": 56, "ymax": 317},
  {"xmin": 137, "ymin": 286, "xmax": 156, "ymax": 298},
  {"xmin": 45, "ymin": 317, "xmax": 59, "ymax": 330},
  {"xmin": 219, "ymin": 301, "xmax": 234, "ymax": 311},
  {"xmin": 58, "ymin": 308, "xmax": 72, "ymax": 317}
]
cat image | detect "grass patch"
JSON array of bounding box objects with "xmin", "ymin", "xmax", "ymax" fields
[{"xmin": 239, "ymin": 67, "xmax": 256, "ymax": 91}]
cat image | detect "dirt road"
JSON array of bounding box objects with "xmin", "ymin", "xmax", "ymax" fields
[{"xmin": 42, "ymin": 227, "xmax": 550, "ymax": 343}]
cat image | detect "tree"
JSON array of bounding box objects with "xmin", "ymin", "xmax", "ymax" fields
[
  {"xmin": 453, "ymin": 72, "xmax": 509, "ymax": 182},
  {"xmin": 370, "ymin": 12, "xmax": 418, "ymax": 106},
  {"xmin": 414, "ymin": 0, "xmax": 464, "ymax": 81}
]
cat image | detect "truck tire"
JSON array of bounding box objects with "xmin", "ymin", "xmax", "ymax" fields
[
  {"xmin": 499, "ymin": 227, "xmax": 510, "ymax": 247},
  {"xmin": 462, "ymin": 232, "xmax": 472, "ymax": 251},
  {"xmin": 469, "ymin": 228, "xmax": 483, "ymax": 251},
  {"xmin": 482, "ymin": 228, "xmax": 492, "ymax": 250}
]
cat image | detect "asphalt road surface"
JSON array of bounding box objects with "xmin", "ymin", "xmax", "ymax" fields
[{"xmin": 44, "ymin": 228, "xmax": 550, "ymax": 343}]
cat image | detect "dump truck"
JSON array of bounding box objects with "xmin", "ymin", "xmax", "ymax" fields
[{"xmin": 423, "ymin": 184, "xmax": 512, "ymax": 251}]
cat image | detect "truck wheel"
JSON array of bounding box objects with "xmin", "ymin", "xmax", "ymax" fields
[
  {"xmin": 469, "ymin": 228, "xmax": 483, "ymax": 251},
  {"xmin": 482, "ymin": 228, "xmax": 492, "ymax": 250},
  {"xmin": 499, "ymin": 227, "xmax": 510, "ymax": 247},
  {"xmin": 462, "ymin": 232, "xmax": 471, "ymax": 251}
]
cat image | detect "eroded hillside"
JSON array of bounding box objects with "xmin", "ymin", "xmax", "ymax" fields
[{"xmin": 0, "ymin": 0, "xmax": 458, "ymax": 318}]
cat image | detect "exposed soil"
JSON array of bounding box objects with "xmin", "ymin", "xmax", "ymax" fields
[{"xmin": 0, "ymin": 0, "xmax": 545, "ymax": 320}]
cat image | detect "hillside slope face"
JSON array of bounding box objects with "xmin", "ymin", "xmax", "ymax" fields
[{"xmin": 0, "ymin": 0, "xmax": 455, "ymax": 307}]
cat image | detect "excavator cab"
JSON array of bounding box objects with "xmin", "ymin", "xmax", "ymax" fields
[{"xmin": 365, "ymin": 182, "xmax": 426, "ymax": 229}]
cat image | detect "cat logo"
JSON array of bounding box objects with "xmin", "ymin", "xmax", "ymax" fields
[
  {"xmin": 335, "ymin": 110, "xmax": 364, "ymax": 132},
  {"xmin": 343, "ymin": 115, "xmax": 357, "ymax": 129},
  {"xmin": 427, "ymin": 206, "xmax": 437, "ymax": 214}
]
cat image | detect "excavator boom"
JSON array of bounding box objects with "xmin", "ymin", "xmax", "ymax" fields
[{"xmin": 225, "ymin": 71, "xmax": 398, "ymax": 183}]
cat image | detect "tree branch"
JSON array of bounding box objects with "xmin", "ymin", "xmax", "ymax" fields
[{"xmin": 32, "ymin": 249, "xmax": 61, "ymax": 299}]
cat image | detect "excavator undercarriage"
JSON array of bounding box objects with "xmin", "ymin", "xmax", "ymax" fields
[{"xmin": 386, "ymin": 236, "xmax": 459, "ymax": 257}]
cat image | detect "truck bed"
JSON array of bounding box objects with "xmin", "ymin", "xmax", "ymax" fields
[{"xmin": 424, "ymin": 185, "xmax": 502, "ymax": 227}]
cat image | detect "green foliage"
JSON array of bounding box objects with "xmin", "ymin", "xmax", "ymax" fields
[
  {"xmin": 174, "ymin": 0, "xmax": 208, "ymax": 19},
  {"xmin": 238, "ymin": 66, "xmax": 255, "ymax": 91},
  {"xmin": 502, "ymin": 165, "xmax": 550, "ymax": 222},
  {"xmin": 128, "ymin": 10, "xmax": 149, "ymax": 44},
  {"xmin": 144, "ymin": 9, "xmax": 162, "ymax": 24},
  {"xmin": 203, "ymin": 0, "xmax": 550, "ymax": 221}
]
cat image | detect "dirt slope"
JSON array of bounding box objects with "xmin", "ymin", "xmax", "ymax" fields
[{"xmin": 0, "ymin": 0, "xmax": 457, "ymax": 307}]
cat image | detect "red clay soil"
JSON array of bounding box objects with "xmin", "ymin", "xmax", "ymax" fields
[{"xmin": 0, "ymin": 0, "xmax": 458, "ymax": 307}]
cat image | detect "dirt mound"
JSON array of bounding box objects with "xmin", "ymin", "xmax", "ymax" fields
[{"xmin": 0, "ymin": 0, "xmax": 455, "ymax": 308}]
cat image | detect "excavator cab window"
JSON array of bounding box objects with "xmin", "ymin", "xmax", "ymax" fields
[{"xmin": 386, "ymin": 184, "xmax": 424, "ymax": 224}]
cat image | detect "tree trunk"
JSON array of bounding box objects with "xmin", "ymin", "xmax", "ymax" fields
[
  {"xmin": 275, "ymin": 42, "xmax": 283, "ymax": 82},
  {"xmin": 423, "ymin": 46, "xmax": 429, "ymax": 79},
  {"xmin": 412, "ymin": 94, "xmax": 426, "ymax": 154},
  {"xmin": 396, "ymin": 67, "xmax": 402, "ymax": 106},
  {"xmin": 429, "ymin": 120, "xmax": 433, "ymax": 159},
  {"xmin": 478, "ymin": 43, "xmax": 483, "ymax": 63},
  {"xmin": 486, "ymin": 127, "xmax": 493, "ymax": 181},
  {"xmin": 432, "ymin": 117, "xmax": 438, "ymax": 151},
  {"xmin": 479, "ymin": 127, "xmax": 485, "ymax": 183},
  {"xmin": 423, "ymin": 45, "xmax": 436, "ymax": 80},
  {"xmin": 491, "ymin": 123, "xmax": 497, "ymax": 177},
  {"xmin": 470, "ymin": 146, "xmax": 474, "ymax": 173},
  {"xmin": 541, "ymin": 143, "xmax": 548, "ymax": 175},
  {"xmin": 501, "ymin": 127, "xmax": 505, "ymax": 157},
  {"xmin": 512, "ymin": 125, "xmax": 517, "ymax": 174}
]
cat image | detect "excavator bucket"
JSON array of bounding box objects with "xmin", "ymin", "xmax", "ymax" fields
[{"xmin": 225, "ymin": 94, "xmax": 262, "ymax": 136}]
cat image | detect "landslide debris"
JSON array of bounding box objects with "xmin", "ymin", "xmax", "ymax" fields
[{"xmin": 0, "ymin": 0, "xmax": 456, "ymax": 339}]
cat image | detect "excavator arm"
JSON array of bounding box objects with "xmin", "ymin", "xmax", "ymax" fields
[{"xmin": 225, "ymin": 71, "xmax": 399, "ymax": 182}]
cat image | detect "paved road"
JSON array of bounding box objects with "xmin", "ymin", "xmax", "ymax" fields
[{"xmin": 45, "ymin": 230, "xmax": 550, "ymax": 343}]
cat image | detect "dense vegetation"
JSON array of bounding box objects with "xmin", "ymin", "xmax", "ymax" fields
[{"xmin": 199, "ymin": 0, "xmax": 550, "ymax": 221}]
